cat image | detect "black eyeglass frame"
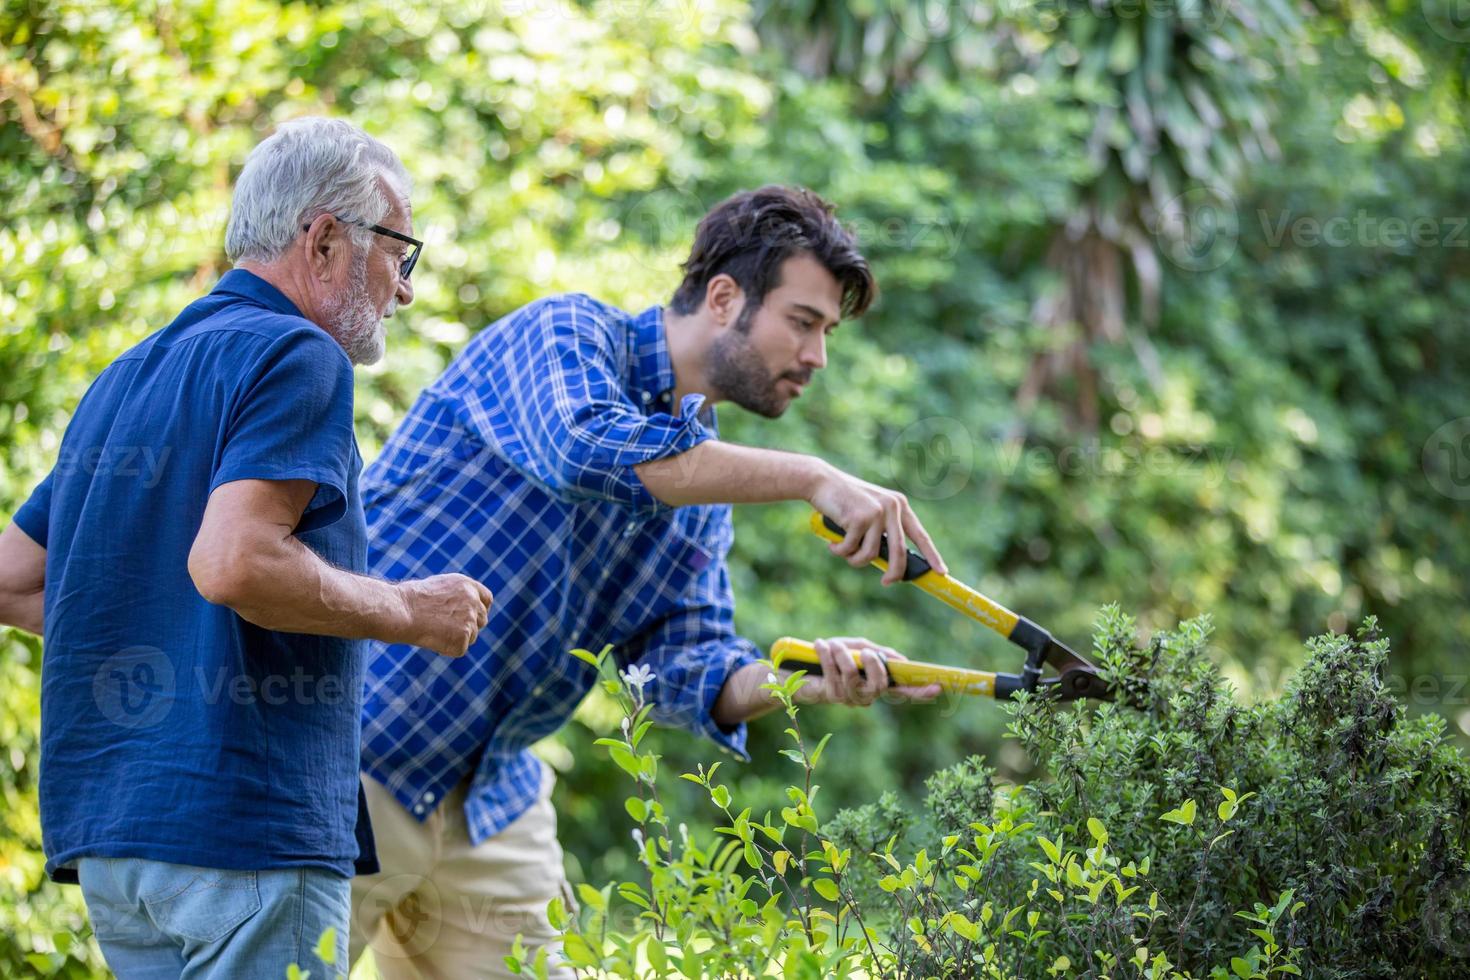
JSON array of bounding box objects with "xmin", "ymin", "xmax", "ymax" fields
[{"xmin": 301, "ymin": 213, "xmax": 422, "ymax": 281}]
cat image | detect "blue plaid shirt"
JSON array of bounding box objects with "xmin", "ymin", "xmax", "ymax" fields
[{"xmin": 360, "ymin": 293, "xmax": 761, "ymax": 843}]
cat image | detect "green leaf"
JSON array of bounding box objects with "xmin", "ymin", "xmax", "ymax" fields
[
  {"xmin": 314, "ymin": 926, "xmax": 337, "ymax": 966},
  {"xmin": 617, "ymin": 882, "xmax": 651, "ymax": 909},
  {"xmin": 576, "ymin": 883, "xmax": 607, "ymax": 911},
  {"xmin": 646, "ymin": 935, "xmax": 668, "ymax": 972},
  {"xmin": 812, "ymin": 877, "xmax": 840, "ymax": 902},
  {"xmin": 561, "ymin": 934, "xmax": 599, "ymax": 969},
  {"xmin": 607, "ymin": 745, "xmax": 640, "ymax": 778},
  {"xmin": 1161, "ymin": 799, "xmax": 1197, "ymax": 826},
  {"xmin": 1087, "ymin": 817, "xmax": 1108, "ymax": 844},
  {"xmin": 570, "ymin": 647, "xmax": 602, "ymax": 667},
  {"xmin": 631, "ymin": 719, "xmax": 654, "ymax": 749},
  {"xmin": 625, "ymin": 796, "xmax": 647, "ymax": 822},
  {"xmin": 810, "ymin": 732, "xmax": 833, "ymax": 768},
  {"xmin": 1038, "ymin": 836, "xmax": 1062, "ymax": 864}
]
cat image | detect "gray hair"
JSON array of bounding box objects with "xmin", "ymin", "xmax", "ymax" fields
[{"xmin": 225, "ymin": 116, "xmax": 412, "ymax": 264}]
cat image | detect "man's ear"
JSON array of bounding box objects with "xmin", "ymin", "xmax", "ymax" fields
[
  {"xmin": 704, "ymin": 273, "xmax": 744, "ymax": 330},
  {"xmin": 302, "ymin": 214, "xmax": 346, "ymax": 284}
]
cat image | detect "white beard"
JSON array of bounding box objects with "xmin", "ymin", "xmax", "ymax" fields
[{"xmin": 324, "ymin": 251, "xmax": 391, "ymax": 366}]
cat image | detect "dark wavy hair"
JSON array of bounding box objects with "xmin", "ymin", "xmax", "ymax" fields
[{"xmin": 669, "ymin": 186, "xmax": 876, "ymax": 321}]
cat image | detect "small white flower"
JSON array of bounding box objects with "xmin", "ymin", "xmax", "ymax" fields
[
  {"xmin": 621, "ymin": 716, "xmax": 631, "ymax": 736},
  {"xmin": 766, "ymin": 672, "xmax": 778, "ymax": 685},
  {"xmin": 619, "ymin": 663, "xmax": 656, "ymax": 694},
  {"xmin": 631, "ymin": 828, "xmax": 645, "ymax": 849}
]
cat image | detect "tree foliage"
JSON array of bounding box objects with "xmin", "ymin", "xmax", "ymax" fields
[{"xmin": 2, "ymin": 0, "xmax": 1467, "ymax": 974}]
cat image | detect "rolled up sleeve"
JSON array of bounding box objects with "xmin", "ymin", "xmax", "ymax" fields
[
  {"xmin": 457, "ymin": 296, "xmax": 713, "ymax": 515},
  {"xmin": 620, "ymin": 553, "xmax": 761, "ymax": 760}
]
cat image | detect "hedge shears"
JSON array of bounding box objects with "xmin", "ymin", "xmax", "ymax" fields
[{"xmin": 771, "ymin": 512, "xmax": 1116, "ymax": 702}]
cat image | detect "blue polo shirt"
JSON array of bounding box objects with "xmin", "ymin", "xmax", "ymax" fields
[{"xmin": 13, "ymin": 269, "xmax": 377, "ymax": 883}]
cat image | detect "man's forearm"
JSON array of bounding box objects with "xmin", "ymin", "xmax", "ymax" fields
[
  {"xmin": 238, "ymin": 540, "xmax": 410, "ymax": 641},
  {"xmin": 0, "ymin": 522, "xmax": 47, "ymax": 635},
  {"xmin": 192, "ymin": 479, "xmax": 489, "ymax": 659},
  {"xmin": 0, "ymin": 592, "xmax": 44, "ymax": 636},
  {"xmin": 191, "ymin": 529, "xmax": 411, "ymax": 644},
  {"xmin": 712, "ymin": 661, "xmax": 787, "ymax": 727},
  {"xmin": 635, "ymin": 441, "xmax": 830, "ymax": 508}
]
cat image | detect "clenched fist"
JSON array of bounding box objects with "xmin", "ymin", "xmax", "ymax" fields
[
  {"xmin": 398, "ymin": 573, "xmax": 493, "ymax": 657},
  {"xmin": 793, "ymin": 637, "xmax": 941, "ymax": 706}
]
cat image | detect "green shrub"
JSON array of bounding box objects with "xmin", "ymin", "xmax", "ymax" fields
[
  {"xmin": 519, "ymin": 609, "xmax": 1470, "ymax": 978},
  {"xmin": 833, "ymin": 608, "xmax": 1470, "ymax": 977}
]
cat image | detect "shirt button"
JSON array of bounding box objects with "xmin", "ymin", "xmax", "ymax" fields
[
  {"xmin": 641, "ymin": 391, "xmax": 652, "ymax": 402},
  {"xmin": 423, "ymin": 791, "xmax": 436, "ymax": 804},
  {"xmin": 413, "ymin": 803, "xmax": 426, "ymax": 815},
  {"xmin": 532, "ymin": 685, "xmax": 544, "ymax": 697}
]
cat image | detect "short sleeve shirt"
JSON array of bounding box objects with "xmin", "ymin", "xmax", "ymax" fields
[{"xmin": 14, "ymin": 269, "xmax": 377, "ymax": 882}]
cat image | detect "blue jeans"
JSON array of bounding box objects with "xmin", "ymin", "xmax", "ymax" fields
[{"xmin": 76, "ymin": 857, "xmax": 350, "ymax": 979}]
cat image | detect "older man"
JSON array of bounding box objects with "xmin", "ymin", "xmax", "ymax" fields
[
  {"xmin": 349, "ymin": 185, "xmax": 945, "ymax": 978},
  {"xmin": 0, "ymin": 117, "xmax": 491, "ymax": 977}
]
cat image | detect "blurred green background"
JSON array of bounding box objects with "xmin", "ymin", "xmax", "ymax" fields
[{"xmin": 2, "ymin": 0, "xmax": 1468, "ymax": 973}]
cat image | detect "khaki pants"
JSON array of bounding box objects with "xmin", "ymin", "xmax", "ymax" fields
[{"xmin": 349, "ymin": 766, "xmax": 575, "ymax": 979}]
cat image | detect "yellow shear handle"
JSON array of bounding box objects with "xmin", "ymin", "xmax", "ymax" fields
[
  {"xmin": 770, "ymin": 637, "xmax": 997, "ymax": 697},
  {"xmin": 808, "ymin": 511, "xmax": 1022, "ymax": 638}
]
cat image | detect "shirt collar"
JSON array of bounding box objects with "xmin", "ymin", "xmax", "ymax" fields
[
  {"xmin": 630, "ymin": 304, "xmax": 677, "ymax": 413},
  {"xmin": 212, "ymin": 268, "xmax": 307, "ymax": 320}
]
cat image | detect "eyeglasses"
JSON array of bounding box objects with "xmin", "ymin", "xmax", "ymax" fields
[{"xmin": 302, "ymin": 214, "xmax": 423, "ymax": 281}]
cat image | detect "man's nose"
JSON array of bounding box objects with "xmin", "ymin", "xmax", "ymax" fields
[
  {"xmin": 802, "ymin": 331, "xmax": 828, "ymax": 370},
  {"xmin": 395, "ymin": 275, "xmax": 414, "ymax": 308}
]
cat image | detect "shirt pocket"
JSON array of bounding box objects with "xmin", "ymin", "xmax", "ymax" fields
[{"xmin": 142, "ymin": 866, "xmax": 263, "ymax": 944}]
